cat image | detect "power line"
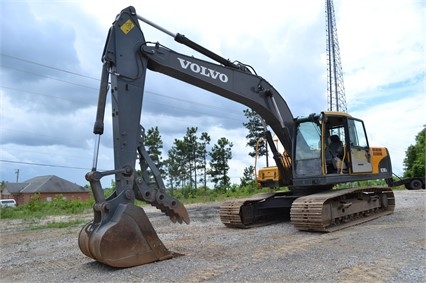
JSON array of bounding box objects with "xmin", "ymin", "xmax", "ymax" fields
[
  {"xmin": 0, "ymin": 55, "xmax": 247, "ymax": 119},
  {"xmin": 0, "ymin": 84, "xmax": 244, "ymax": 124},
  {"xmin": 146, "ymin": 88, "xmax": 240, "ymax": 113},
  {"xmin": 0, "ymin": 85, "xmax": 83, "ymax": 102},
  {"xmin": 0, "ymin": 64, "xmax": 99, "ymax": 90},
  {"xmin": 0, "ymin": 53, "xmax": 99, "ymax": 81},
  {"xmin": 0, "ymin": 159, "xmax": 89, "ymax": 171},
  {"xmin": 0, "ymin": 53, "xmax": 242, "ymax": 111}
]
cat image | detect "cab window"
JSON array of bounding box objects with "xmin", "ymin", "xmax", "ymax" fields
[
  {"xmin": 294, "ymin": 121, "xmax": 321, "ymax": 176},
  {"xmin": 348, "ymin": 119, "xmax": 368, "ymax": 147}
]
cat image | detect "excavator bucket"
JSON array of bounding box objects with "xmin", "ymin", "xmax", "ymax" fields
[{"xmin": 79, "ymin": 203, "xmax": 172, "ymax": 268}]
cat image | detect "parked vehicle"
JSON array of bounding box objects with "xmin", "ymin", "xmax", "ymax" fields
[
  {"xmin": 0, "ymin": 199, "xmax": 16, "ymax": 207},
  {"xmin": 386, "ymin": 175, "xmax": 425, "ymax": 190}
]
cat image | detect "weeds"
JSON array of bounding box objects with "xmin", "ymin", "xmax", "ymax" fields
[
  {"xmin": 0, "ymin": 193, "xmax": 94, "ymax": 220},
  {"xmin": 30, "ymin": 219, "xmax": 86, "ymax": 230}
]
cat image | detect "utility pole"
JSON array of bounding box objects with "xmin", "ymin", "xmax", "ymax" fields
[
  {"xmin": 325, "ymin": 0, "xmax": 347, "ymax": 113},
  {"xmin": 15, "ymin": 169, "xmax": 19, "ymax": 183}
]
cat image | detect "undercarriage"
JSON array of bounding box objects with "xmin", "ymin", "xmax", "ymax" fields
[{"xmin": 220, "ymin": 187, "xmax": 395, "ymax": 232}]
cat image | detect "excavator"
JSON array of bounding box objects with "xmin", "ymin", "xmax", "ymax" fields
[{"xmin": 79, "ymin": 6, "xmax": 395, "ymax": 268}]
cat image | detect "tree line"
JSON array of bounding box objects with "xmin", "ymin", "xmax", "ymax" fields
[
  {"xmin": 142, "ymin": 109, "xmax": 266, "ymax": 194},
  {"xmin": 144, "ymin": 126, "xmax": 233, "ymax": 193}
]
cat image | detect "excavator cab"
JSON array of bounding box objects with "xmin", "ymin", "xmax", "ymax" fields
[
  {"xmin": 293, "ymin": 112, "xmax": 351, "ymax": 177},
  {"xmin": 259, "ymin": 111, "xmax": 392, "ymax": 188},
  {"xmin": 294, "ymin": 111, "xmax": 376, "ymax": 179}
]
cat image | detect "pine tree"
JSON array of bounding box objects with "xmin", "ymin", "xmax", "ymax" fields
[
  {"xmin": 197, "ymin": 132, "xmax": 211, "ymax": 190},
  {"xmin": 144, "ymin": 126, "xmax": 164, "ymax": 174},
  {"xmin": 208, "ymin": 137, "xmax": 233, "ymax": 191},
  {"xmin": 243, "ymin": 108, "xmax": 267, "ymax": 160},
  {"xmin": 174, "ymin": 138, "xmax": 191, "ymax": 187},
  {"xmin": 183, "ymin": 127, "xmax": 198, "ymax": 189},
  {"xmin": 240, "ymin": 165, "xmax": 256, "ymax": 188},
  {"xmin": 139, "ymin": 126, "xmax": 165, "ymax": 188},
  {"xmin": 165, "ymin": 146, "xmax": 181, "ymax": 193}
]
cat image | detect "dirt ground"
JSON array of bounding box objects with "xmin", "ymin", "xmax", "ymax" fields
[{"xmin": 0, "ymin": 190, "xmax": 425, "ymax": 282}]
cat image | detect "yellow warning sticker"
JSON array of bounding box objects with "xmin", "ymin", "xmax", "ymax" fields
[{"xmin": 120, "ymin": 19, "xmax": 135, "ymax": 34}]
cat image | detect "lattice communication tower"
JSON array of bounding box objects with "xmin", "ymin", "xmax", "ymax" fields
[{"xmin": 325, "ymin": 0, "xmax": 347, "ymax": 112}]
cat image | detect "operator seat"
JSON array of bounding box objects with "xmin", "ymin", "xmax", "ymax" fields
[{"xmin": 325, "ymin": 135, "xmax": 343, "ymax": 172}]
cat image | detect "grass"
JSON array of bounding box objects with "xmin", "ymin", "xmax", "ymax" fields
[
  {"xmin": 30, "ymin": 219, "xmax": 87, "ymax": 230},
  {"xmin": 0, "ymin": 193, "xmax": 93, "ymax": 220}
]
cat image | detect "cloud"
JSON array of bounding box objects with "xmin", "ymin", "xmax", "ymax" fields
[
  {"xmin": 352, "ymin": 92, "xmax": 426, "ymax": 175},
  {"xmin": 0, "ymin": 94, "xmax": 95, "ymax": 147},
  {"xmin": 1, "ymin": 2, "xmax": 81, "ymax": 80},
  {"xmin": 338, "ymin": 0, "xmax": 425, "ymax": 109}
]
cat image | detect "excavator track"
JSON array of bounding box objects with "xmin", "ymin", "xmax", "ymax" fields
[
  {"xmin": 220, "ymin": 187, "xmax": 395, "ymax": 232},
  {"xmin": 290, "ymin": 187, "xmax": 395, "ymax": 232},
  {"xmin": 219, "ymin": 199, "xmax": 249, "ymax": 228},
  {"xmin": 220, "ymin": 192, "xmax": 294, "ymax": 228}
]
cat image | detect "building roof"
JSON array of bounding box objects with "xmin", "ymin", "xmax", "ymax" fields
[
  {"xmin": 2, "ymin": 175, "xmax": 89, "ymax": 194},
  {"xmin": 2, "ymin": 182, "xmax": 29, "ymax": 194}
]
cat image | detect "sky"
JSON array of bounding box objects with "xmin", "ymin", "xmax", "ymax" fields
[{"xmin": 0, "ymin": 0, "xmax": 425, "ymax": 188}]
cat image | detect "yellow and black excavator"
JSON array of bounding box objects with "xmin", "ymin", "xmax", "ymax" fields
[{"xmin": 79, "ymin": 6, "xmax": 395, "ymax": 268}]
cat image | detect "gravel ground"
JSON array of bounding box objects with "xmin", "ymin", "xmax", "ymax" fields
[{"xmin": 0, "ymin": 190, "xmax": 425, "ymax": 283}]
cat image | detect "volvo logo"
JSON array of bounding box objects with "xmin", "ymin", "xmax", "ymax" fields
[{"xmin": 177, "ymin": 58, "xmax": 229, "ymax": 83}]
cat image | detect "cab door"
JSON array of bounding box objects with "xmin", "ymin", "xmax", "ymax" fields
[{"xmin": 347, "ymin": 118, "xmax": 372, "ymax": 173}]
